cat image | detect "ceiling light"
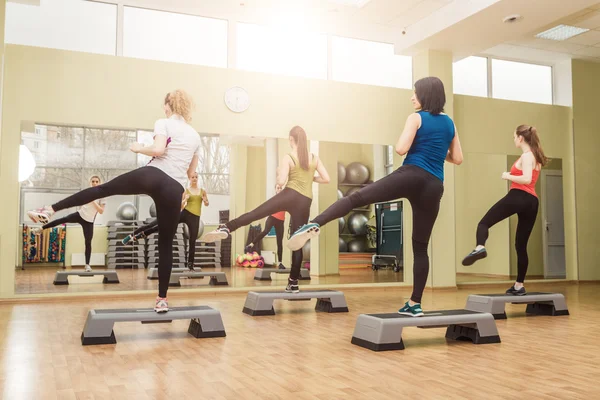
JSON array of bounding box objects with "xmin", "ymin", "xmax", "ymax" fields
[
  {"xmin": 503, "ymin": 14, "xmax": 523, "ymax": 23},
  {"xmin": 535, "ymin": 24, "xmax": 589, "ymax": 41},
  {"xmin": 327, "ymin": 0, "xmax": 371, "ymax": 8}
]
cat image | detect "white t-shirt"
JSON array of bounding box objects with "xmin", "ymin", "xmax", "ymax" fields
[
  {"xmin": 78, "ymin": 199, "xmax": 106, "ymax": 223},
  {"xmin": 147, "ymin": 114, "xmax": 200, "ymax": 188}
]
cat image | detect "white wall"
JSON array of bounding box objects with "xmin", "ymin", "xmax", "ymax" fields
[{"xmin": 554, "ymin": 59, "xmax": 573, "ymax": 107}]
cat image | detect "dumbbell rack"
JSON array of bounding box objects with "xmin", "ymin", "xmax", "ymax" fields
[
  {"xmin": 106, "ymin": 220, "xmax": 145, "ymax": 269},
  {"xmin": 145, "ymin": 221, "xmax": 186, "ymax": 269}
]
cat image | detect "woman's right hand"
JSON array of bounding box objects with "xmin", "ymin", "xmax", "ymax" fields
[{"xmin": 275, "ymin": 184, "xmax": 282, "ymax": 193}]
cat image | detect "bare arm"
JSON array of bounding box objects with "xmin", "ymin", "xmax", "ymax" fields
[
  {"xmin": 202, "ymin": 190, "xmax": 209, "ymax": 206},
  {"xmin": 187, "ymin": 155, "xmax": 199, "ymax": 180},
  {"xmin": 445, "ymin": 123, "xmax": 463, "ymax": 165},
  {"xmin": 503, "ymin": 153, "xmax": 535, "ymax": 184},
  {"xmin": 313, "ymin": 155, "xmax": 330, "ymax": 184},
  {"xmin": 395, "ymin": 113, "xmax": 421, "ymax": 155},
  {"xmin": 180, "ymin": 193, "xmax": 190, "ymax": 211},
  {"xmin": 276, "ymin": 155, "xmax": 291, "ymax": 188},
  {"xmin": 92, "ymin": 201, "xmax": 105, "ymax": 214}
]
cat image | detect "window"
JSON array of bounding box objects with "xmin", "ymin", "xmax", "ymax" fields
[
  {"xmin": 123, "ymin": 7, "xmax": 228, "ymax": 68},
  {"xmin": 197, "ymin": 136, "xmax": 230, "ymax": 195},
  {"xmin": 331, "ymin": 36, "xmax": 412, "ymax": 89},
  {"xmin": 453, "ymin": 56, "xmax": 488, "ymax": 97},
  {"xmin": 5, "ymin": 0, "xmax": 117, "ymax": 55},
  {"xmin": 237, "ymin": 22, "xmax": 327, "ymax": 79},
  {"xmin": 491, "ymin": 59, "xmax": 553, "ymax": 105}
]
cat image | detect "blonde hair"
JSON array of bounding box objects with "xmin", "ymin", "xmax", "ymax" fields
[{"xmin": 165, "ymin": 89, "xmax": 194, "ymax": 122}]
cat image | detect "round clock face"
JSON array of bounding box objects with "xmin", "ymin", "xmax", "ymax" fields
[{"xmin": 224, "ymin": 86, "xmax": 250, "ymax": 113}]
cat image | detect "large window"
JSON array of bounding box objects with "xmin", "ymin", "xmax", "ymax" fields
[
  {"xmin": 5, "ymin": 0, "xmax": 117, "ymax": 55},
  {"xmin": 123, "ymin": 7, "xmax": 228, "ymax": 67},
  {"xmin": 237, "ymin": 23, "xmax": 328, "ymax": 79},
  {"xmin": 453, "ymin": 56, "xmax": 488, "ymax": 97},
  {"xmin": 491, "ymin": 59, "xmax": 553, "ymax": 105},
  {"xmin": 331, "ymin": 36, "xmax": 412, "ymax": 89}
]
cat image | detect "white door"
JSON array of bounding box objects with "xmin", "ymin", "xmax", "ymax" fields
[{"xmin": 542, "ymin": 171, "xmax": 566, "ymax": 278}]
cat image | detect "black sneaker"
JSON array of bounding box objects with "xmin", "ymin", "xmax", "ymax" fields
[
  {"xmin": 506, "ymin": 285, "xmax": 526, "ymax": 296},
  {"xmin": 462, "ymin": 248, "xmax": 488, "ymax": 266},
  {"xmin": 285, "ymin": 279, "xmax": 299, "ymax": 293},
  {"xmin": 278, "ymin": 263, "xmax": 287, "ymax": 270}
]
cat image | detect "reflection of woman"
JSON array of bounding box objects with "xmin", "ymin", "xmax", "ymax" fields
[
  {"xmin": 27, "ymin": 89, "xmax": 200, "ymax": 313},
  {"xmin": 37, "ymin": 175, "xmax": 105, "ymax": 272},
  {"xmin": 462, "ymin": 125, "xmax": 547, "ymax": 296},
  {"xmin": 202, "ymin": 126, "xmax": 330, "ymax": 293},
  {"xmin": 288, "ymin": 77, "xmax": 463, "ymax": 316},
  {"xmin": 123, "ymin": 172, "xmax": 209, "ymax": 271}
]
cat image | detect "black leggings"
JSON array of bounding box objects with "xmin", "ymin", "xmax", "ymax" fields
[
  {"xmin": 476, "ymin": 189, "xmax": 539, "ymax": 283},
  {"xmin": 226, "ymin": 188, "xmax": 311, "ymax": 280},
  {"xmin": 52, "ymin": 166, "xmax": 183, "ymax": 297},
  {"xmin": 247, "ymin": 216, "xmax": 285, "ymax": 262},
  {"xmin": 313, "ymin": 165, "xmax": 444, "ymax": 303},
  {"xmin": 43, "ymin": 212, "xmax": 94, "ymax": 265},
  {"xmin": 134, "ymin": 209, "xmax": 200, "ymax": 268}
]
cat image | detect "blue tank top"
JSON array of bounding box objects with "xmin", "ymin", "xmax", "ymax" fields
[{"xmin": 403, "ymin": 111, "xmax": 455, "ymax": 182}]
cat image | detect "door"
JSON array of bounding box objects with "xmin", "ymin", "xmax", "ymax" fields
[{"xmin": 541, "ymin": 171, "xmax": 566, "ymax": 278}]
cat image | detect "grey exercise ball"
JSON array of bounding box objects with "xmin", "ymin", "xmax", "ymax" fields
[
  {"xmin": 347, "ymin": 238, "xmax": 367, "ymax": 252},
  {"xmin": 183, "ymin": 220, "xmax": 205, "ymax": 240},
  {"xmin": 339, "ymin": 237, "xmax": 348, "ymax": 252},
  {"xmin": 116, "ymin": 202, "xmax": 137, "ymax": 220},
  {"xmin": 338, "ymin": 216, "xmax": 346, "ymax": 232},
  {"xmin": 198, "ymin": 220, "xmax": 205, "ymax": 238},
  {"xmin": 346, "ymin": 162, "xmax": 370, "ymax": 184},
  {"xmin": 149, "ymin": 202, "xmax": 157, "ymax": 218},
  {"xmin": 337, "ymin": 189, "xmax": 344, "ymax": 200},
  {"xmin": 348, "ymin": 212, "xmax": 369, "ymax": 235},
  {"xmin": 302, "ymin": 240, "xmax": 311, "ymax": 261},
  {"xmin": 338, "ymin": 162, "xmax": 346, "ymax": 183}
]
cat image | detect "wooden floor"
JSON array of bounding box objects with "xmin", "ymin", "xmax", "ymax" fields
[{"xmin": 1, "ymin": 282, "xmax": 598, "ymax": 399}]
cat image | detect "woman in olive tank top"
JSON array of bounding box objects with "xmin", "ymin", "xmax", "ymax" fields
[{"xmin": 202, "ymin": 126, "xmax": 330, "ymax": 293}]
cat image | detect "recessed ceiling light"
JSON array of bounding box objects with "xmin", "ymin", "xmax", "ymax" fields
[
  {"xmin": 503, "ymin": 14, "xmax": 523, "ymax": 23},
  {"xmin": 535, "ymin": 24, "xmax": 589, "ymax": 41},
  {"xmin": 327, "ymin": 0, "xmax": 371, "ymax": 8}
]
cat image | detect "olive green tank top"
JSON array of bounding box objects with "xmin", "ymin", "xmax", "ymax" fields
[
  {"xmin": 184, "ymin": 188, "xmax": 205, "ymax": 216},
  {"xmin": 285, "ymin": 153, "xmax": 317, "ymax": 199}
]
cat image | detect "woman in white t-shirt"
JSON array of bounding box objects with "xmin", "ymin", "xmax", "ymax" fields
[
  {"xmin": 28, "ymin": 89, "xmax": 201, "ymax": 313},
  {"xmin": 39, "ymin": 175, "xmax": 105, "ymax": 272}
]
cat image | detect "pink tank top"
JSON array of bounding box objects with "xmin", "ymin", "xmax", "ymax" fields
[{"xmin": 510, "ymin": 158, "xmax": 540, "ymax": 198}]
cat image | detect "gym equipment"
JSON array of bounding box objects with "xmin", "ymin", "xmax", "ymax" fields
[
  {"xmin": 347, "ymin": 238, "xmax": 367, "ymax": 252},
  {"xmin": 302, "ymin": 241, "xmax": 310, "ymax": 261},
  {"xmin": 168, "ymin": 271, "xmax": 228, "ymax": 287},
  {"xmin": 242, "ymin": 290, "xmax": 349, "ymax": 316},
  {"xmin": 372, "ymin": 201, "xmax": 403, "ymax": 272},
  {"xmin": 254, "ymin": 267, "xmax": 311, "ymax": 281},
  {"xmin": 338, "ymin": 162, "xmax": 346, "ymax": 183},
  {"xmin": 147, "ymin": 267, "xmax": 189, "ymax": 279},
  {"xmin": 149, "ymin": 202, "xmax": 157, "ymax": 217},
  {"xmin": 337, "ymin": 189, "xmax": 344, "ymax": 200},
  {"xmin": 345, "ymin": 162, "xmax": 370, "ymax": 184},
  {"xmin": 348, "ymin": 212, "xmax": 368, "ymax": 235},
  {"xmin": 372, "ymin": 255, "xmax": 400, "ymax": 272},
  {"xmin": 339, "ymin": 237, "xmax": 348, "ymax": 252},
  {"xmin": 116, "ymin": 202, "xmax": 137, "ymax": 220},
  {"xmin": 106, "ymin": 221, "xmax": 145, "ymax": 269},
  {"xmin": 338, "ymin": 217, "xmax": 345, "ymax": 232},
  {"xmin": 182, "ymin": 220, "xmax": 205, "ymax": 240},
  {"xmin": 81, "ymin": 305, "xmax": 226, "ymax": 345},
  {"xmin": 53, "ymin": 270, "xmax": 119, "ymax": 285},
  {"xmin": 464, "ymin": 292, "xmax": 569, "ymax": 319},
  {"xmin": 351, "ymin": 309, "xmax": 501, "ymax": 351}
]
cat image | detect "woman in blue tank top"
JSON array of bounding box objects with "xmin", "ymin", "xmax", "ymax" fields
[{"xmin": 288, "ymin": 76, "xmax": 463, "ymax": 316}]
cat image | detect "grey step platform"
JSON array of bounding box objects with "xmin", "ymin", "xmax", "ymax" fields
[
  {"xmin": 464, "ymin": 292, "xmax": 569, "ymax": 319},
  {"xmin": 169, "ymin": 271, "xmax": 229, "ymax": 287},
  {"xmin": 81, "ymin": 305, "xmax": 226, "ymax": 345},
  {"xmin": 109, "ymin": 262, "xmax": 144, "ymax": 269},
  {"xmin": 107, "ymin": 240, "xmax": 145, "ymax": 248},
  {"xmin": 107, "ymin": 250, "xmax": 144, "ymax": 257},
  {"xmin": 254, "ymin": 268, "xmax": 311, "ymax": 281},
  {"xmin": 54, "ymin": 270, "xmax": 119, "ymax": 285},
  {"xmin": 243, "ymin": 290, "xmax": 349, "ymax": 316},
  {"xmin": 146, "ymin": 239, "xmax": 185, "ymax": 246},
  {"xmin": 147, "ymin": 256, "xmax": 186, "ymax": 263},
  {"xmin": 351, "ymin": 309, "xmax": 501, "ymax": 351},
  {"xmin": 147, "ymin": 267, "xmax": 196, "ymax": 279}
]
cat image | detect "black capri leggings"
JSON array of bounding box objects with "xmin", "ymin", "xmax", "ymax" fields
[
  {"xmin": 43, "ymin": 212, "xmax": 94, "ymax": 265},
  {"xmin": 247, "ymin": 216, "xmax": 285, "ymax": 262},
  {"xmin": 134, "ymin": 209, "xmax": 200, "ymax": 268},
  {"xmin": 52, "ymin": 166, "xmax": 183, "ymax": 298},
  {"xmin": 312, "ymin": 165, "xmax": 444, "ymax": 304},
  {"xmin": 226, "ymin": 188, "xmax": 311, "ymax": 280},
  {"xmin": 476, "ymin": 189, "xmax": 539, "ymax": 283}
]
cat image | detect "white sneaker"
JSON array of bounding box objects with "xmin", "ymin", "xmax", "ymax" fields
[
  {"xmin": 154, "ymin": 296, "xmax": 169, "ymax": 313},
  {"xmin": 84, "ymin": 265, "xmax": 92, "ymax": 272},
  {"xmin": 27, "ymin": 206, "xmax": 54, "ymax": 225},
  {"xmin": 201, "ymin": 225, "xmax": 230, "ymax": 243}
]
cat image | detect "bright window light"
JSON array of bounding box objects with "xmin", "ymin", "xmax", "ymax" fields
[
  {"xmin": 535, "ymin": 24, "xmax": 589, "ymax": 41},
  {"xmin": 492, "ymin": 59, "xmax": 553, "ymax": 105},
  {"xmin": 453, "ymin": 56, "xmax": 488, "ymax": 97},
  {"xmin": 19, "ymin": 145, "xmax": 36, "ymax": 182}
]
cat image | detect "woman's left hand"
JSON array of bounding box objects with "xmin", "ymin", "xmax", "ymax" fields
[
  {"xmin": 129, "ymin": 142, "xmax": 143, "ymax": 153},
  {"xmin": 501, "ymin": 172, "xmax": 511, "ymax": 180}
]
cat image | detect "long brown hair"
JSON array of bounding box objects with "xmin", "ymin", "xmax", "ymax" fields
[
  {"xmin": 290, "ymin": 126, "xmax": 309, "ymax": 170},
  {"xmin": 516, "ymin": 125, "xmax": 548, "ymax": 167}
]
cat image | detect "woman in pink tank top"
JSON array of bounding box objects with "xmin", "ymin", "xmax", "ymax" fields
[{"xmin": 462, "ymin": 125, "xmax": 548, "ymax": 296}]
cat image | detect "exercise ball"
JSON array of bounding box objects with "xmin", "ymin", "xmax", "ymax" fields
[
  {"xmin": 346, "ymin": 162, "xmax": 370, "ymax": 184},
  {"xmin": 337, "ymin": 189, "xmax": 344, "ymax": 200},
  {"xmin": 116, "ymin": 202, "xmax": 137, "ymax": 220},
  {"xmin": 348, "ymin": 212, "xmax": 369, "ymax": 235},
  {"xmin": 338, "ymin": 162, "xmax": 346, "ymax": 183},
  {"xmin": 183, "ymin": 220, "xmax": 205, "ymax": 240},
  {"xmin": 338, "ymin": 217, "xmax": 346, "ymax": 232},
  {"xmin": 149, "ymin": 203, "xmax": 157, "ymax": 217},
  {"xmin": 339, "ymin": 237, "xmax": 348, "ymax": 252},
  {"xmin": 347, "ymin": 238, "xmax": 367, "ymax": 252},
  {"xmin": 302, "ymin": 240, "xmax": 311, "ymax": 261}
]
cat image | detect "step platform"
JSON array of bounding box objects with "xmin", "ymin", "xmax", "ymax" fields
[
  {"xmin": 464, "ymin": 292, "xmax": 569, "ymax": 319},
  {"xmin": 147, "ymin": 267, "xmax": 199, "ymax": 279},
  {"xmin": 53, "ymin": 270, "xmax": 119, "ymax": 285},
  {"xmin": 169, "ymin": 271, "xmax": 228, "ymax": 287},
  {"xmin": 242, "ymin": 290, "xmax": 349, "ymax": 316},
  {"xmin": 254, "ymin": 268, "xmax": 311, "ymax": 281},
  {"xmin": 81, "ymin": 305, "xmax": 226, "ymax": 345},
  {"xmin": 351, "ymin": 309, "xmax": 501, "ymax": 351}
]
